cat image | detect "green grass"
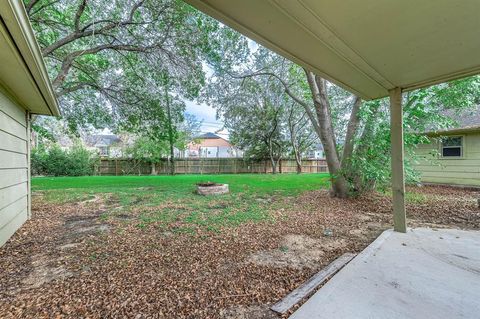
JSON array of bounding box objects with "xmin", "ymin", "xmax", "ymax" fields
[
  {"xmin": 32, "ymin": 174, "xmax": 330, "ymax": 231},
  {"xmin": 32, "ymin": 174, "xmax": 329, "ymax": 195}
]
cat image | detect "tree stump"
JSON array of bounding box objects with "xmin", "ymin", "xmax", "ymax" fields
[{"xmin": 196, "ymin": 182, "xmax": 229, "ymax": 196}]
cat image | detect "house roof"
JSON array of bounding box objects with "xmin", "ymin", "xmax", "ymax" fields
[
  {"xmin": 313, "ymin": 143, "xmax": 324, "ymax": 151},
  {"xmin": 0, "ymin": 0, "xmax": 59, "ymax": 116},
  {"xmin": 196, "ymin": 132, "xmax": 222, "ymax": 139},
  {"xmin": 426, "ymin": 107, "xmax": 480, "ymax": 135},
  {"xmin": 186, "ymin": 0, "xmax": 480, "ymax": 100},
  {"xmin": 448, "ymin": 108, "xmax": 480, "ymax": 129},
  {"xmin": 84, "ymin": 135, "xmax": 121, "ymax": 147}
]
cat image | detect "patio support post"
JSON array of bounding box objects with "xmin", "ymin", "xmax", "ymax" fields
[{"xmin": 389, "ymin": 87, "xmax": 407, "ymax": 233}]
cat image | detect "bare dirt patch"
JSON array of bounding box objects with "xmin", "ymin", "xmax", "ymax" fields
[
  {"xmin": 63, "ymin": 215, "xmax": 111, "ymax": 241},
  {"xmin": 220, "ymin": 305, "xmax": 277, "ymax": 319},
  {"xmin": 21, "ymin": 254, "xmax": 73, "ymax": 289},
  {"xmin": 249, "ymin": 234, "xmax": 347, "ymax": 269}
]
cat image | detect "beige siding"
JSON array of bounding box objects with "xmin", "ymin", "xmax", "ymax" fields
[
  {"xmin": 413, "ymin": 132, "xmax": 480, "ymax": 186},
  {"xmin": 0, "ymin": 89, "xmax": 29, "ymax": 247}
]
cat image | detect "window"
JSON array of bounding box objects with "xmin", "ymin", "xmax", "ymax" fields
[
  {"xmin": 441, "ymin": 136, "xmax": 463, "ymax": 157},
  {"xmin": 98, "ymin": 146, "xmax": 109, "ymax": 157}
]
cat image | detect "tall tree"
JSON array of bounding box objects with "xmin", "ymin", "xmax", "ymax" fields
[
  {"xmin": 26, "ymin": 0, "xmax": 219, "ymax": 131},
  {"xmin": 204, "ymin": 34, "xmax": 480, "ymax": 197},
  {"xmin": 219, "ymin": 76, "xmax": 288, "ymax": 174},
  {"xmin": 285, "ymin": 102, "xmax": 316, "ymax": 173}
]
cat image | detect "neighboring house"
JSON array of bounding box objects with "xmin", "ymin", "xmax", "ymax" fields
[
  {"xmin": 181, "ymin": 132, "xmax": 243, "ymax": 158},
  {"xmin": 84, "ymin": 134, "xmax": 123, "ymax": 158},
  {"xmin": 0, "ymin": 2, "xmax": 59, "ymax": 246},
  {"xmin": 413, "ymin": 108, "xmax": 480, "ymax": 186},
  {"xmin": 306, "ymin": 143, "xmax": 325, "ymax": 159}
]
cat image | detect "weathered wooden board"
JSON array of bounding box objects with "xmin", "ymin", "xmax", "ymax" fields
[{"xmin": 270, "ymin": 252, "xmax": 356, "ymax": 314}]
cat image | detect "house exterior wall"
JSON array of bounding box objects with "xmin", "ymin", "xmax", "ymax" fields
[
  {"xmin": 413, "ymin": 132, "xmax": 480, "ymax": 186},
  {"xmin": 217, "ymin": 146, "xmax": 231, "ymax": 157},
  {"xmin": 201, "ymin": 146, "xmax": 218, "ymax": 158},
  {"xmin": 186, "ymin": 138, "xmax": 242, "ymax": 158},
  {"xmin": 307, "ymin": 150, "xmax": 325, "ymax": 159},
  {"xmin": 0, "ymin": 89, "xmax": 30, "ymax": 247}
]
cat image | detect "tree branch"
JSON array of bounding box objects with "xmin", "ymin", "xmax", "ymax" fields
[
  {"xmin": 28, "ymin": 0, "xmax": 61, "ymax": 16},
  {"xmin": 41, "ymin": 0, "xmax": 146, "ymax": 56},
  {"xmin": 51, "ymin": 42, "xmax": 161, "ymax": 90},
  {"xmin": 25, "ymin": 0, "xmax": 41, "ymax": 14},
  {"xmin": 231, "ymin": 70, "xmax": 322, "ymax": 134},
  {"xmin": 74, "ymin": 0, "xmax": 88, "ymax": 31}
]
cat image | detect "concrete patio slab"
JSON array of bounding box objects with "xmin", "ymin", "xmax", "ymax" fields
[{"xmin": 289, "ymin": 228, "xmax": 480, "ymax": 319}]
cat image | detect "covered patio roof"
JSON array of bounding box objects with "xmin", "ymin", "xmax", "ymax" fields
[{"xmin": 186, "ymin": 0, "xmax": 480, "ymax": 100}]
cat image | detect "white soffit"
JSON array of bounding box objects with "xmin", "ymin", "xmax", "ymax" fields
[
  {"xmin": 0, "ymin": 0, "xmax": 59, "ymax": 116},
  {"xmin": 186, "ymin": 0, "xmax": 480, "ymax": 100}
]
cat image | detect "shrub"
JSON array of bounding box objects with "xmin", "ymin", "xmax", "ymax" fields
[{"xmin": 31, "ymin": 144, "xmax": 98, "ymax": 176}]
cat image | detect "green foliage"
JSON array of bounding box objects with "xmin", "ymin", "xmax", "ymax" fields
[
  {"xmin": 31, "ymin": 144, "xmax": 98, "ymax": 176},
  {"xmin": 345, "ymin": 76, "xmax": 480, "ymax": 193},
  {"xmin": 125, "ymin": 136, "xmax": 169, "ymax": 164},
  {"xmin": 26, "ymin": 0, "xmax": 221, "ymax": 134},
  {"xmin": 205, "ymin": 47, "xmax": 316, "ymax": 169}
]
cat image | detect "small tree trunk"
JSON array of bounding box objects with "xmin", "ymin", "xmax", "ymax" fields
[
  {"xmin": 165, "ymin": 85, "xmax": 175, "ymax": 175},
  {"xmin": 287, "ymin": 105, "xmax": 302, "ymax": 174},
  {"xmin": 295, "ymin": 153, "xmax": 302, "ymax": 174},
  {"xmin": 271, "ymin": 158, "xmax": 277, "ymax": 174},
  {"xmin": 291, "ymin": 140, "xmax": 302, "ymax": 174},
  {"xmin": 150, "ymin": 162, "xmax": 157, "ymax": 175},
  {"xmin": 268, "ymin": 139, "xmax": 277, "ymax": 174}
]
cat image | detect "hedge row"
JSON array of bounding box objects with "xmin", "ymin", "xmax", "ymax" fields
[{"xmin": 31, "ymin": 145, "xmax": 98, "ymax": 176}]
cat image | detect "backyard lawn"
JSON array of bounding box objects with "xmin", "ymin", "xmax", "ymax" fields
[{"xmin": 1, "ymin": 174, "xmax": 479, "ymax": 318}]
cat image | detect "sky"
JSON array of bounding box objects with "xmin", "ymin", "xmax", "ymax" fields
[{"xmin": 184, "ymin": 99, "xmax": 229, "ymax": 139}]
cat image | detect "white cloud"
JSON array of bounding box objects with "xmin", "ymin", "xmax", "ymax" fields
[{"xmin": 184, "ymin": 99, "xmax": 228, "ymax": 136}]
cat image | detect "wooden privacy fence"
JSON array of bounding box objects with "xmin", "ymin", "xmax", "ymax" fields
[{"xmin": 96, "ymin": 158, "xmax": 328, "ymax": 175}]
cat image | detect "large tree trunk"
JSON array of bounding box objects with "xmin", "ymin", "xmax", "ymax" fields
[
  {"xmin": 341, "ymin": 96, "xmax": 362, "ymax": 190},
  {"xmin": 304, "ymin": 71, "xmax": 349, "ymax": 198},
  {"xmin": 342, "ymin": 96, "xmax": 362, "ymax": 166}
]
